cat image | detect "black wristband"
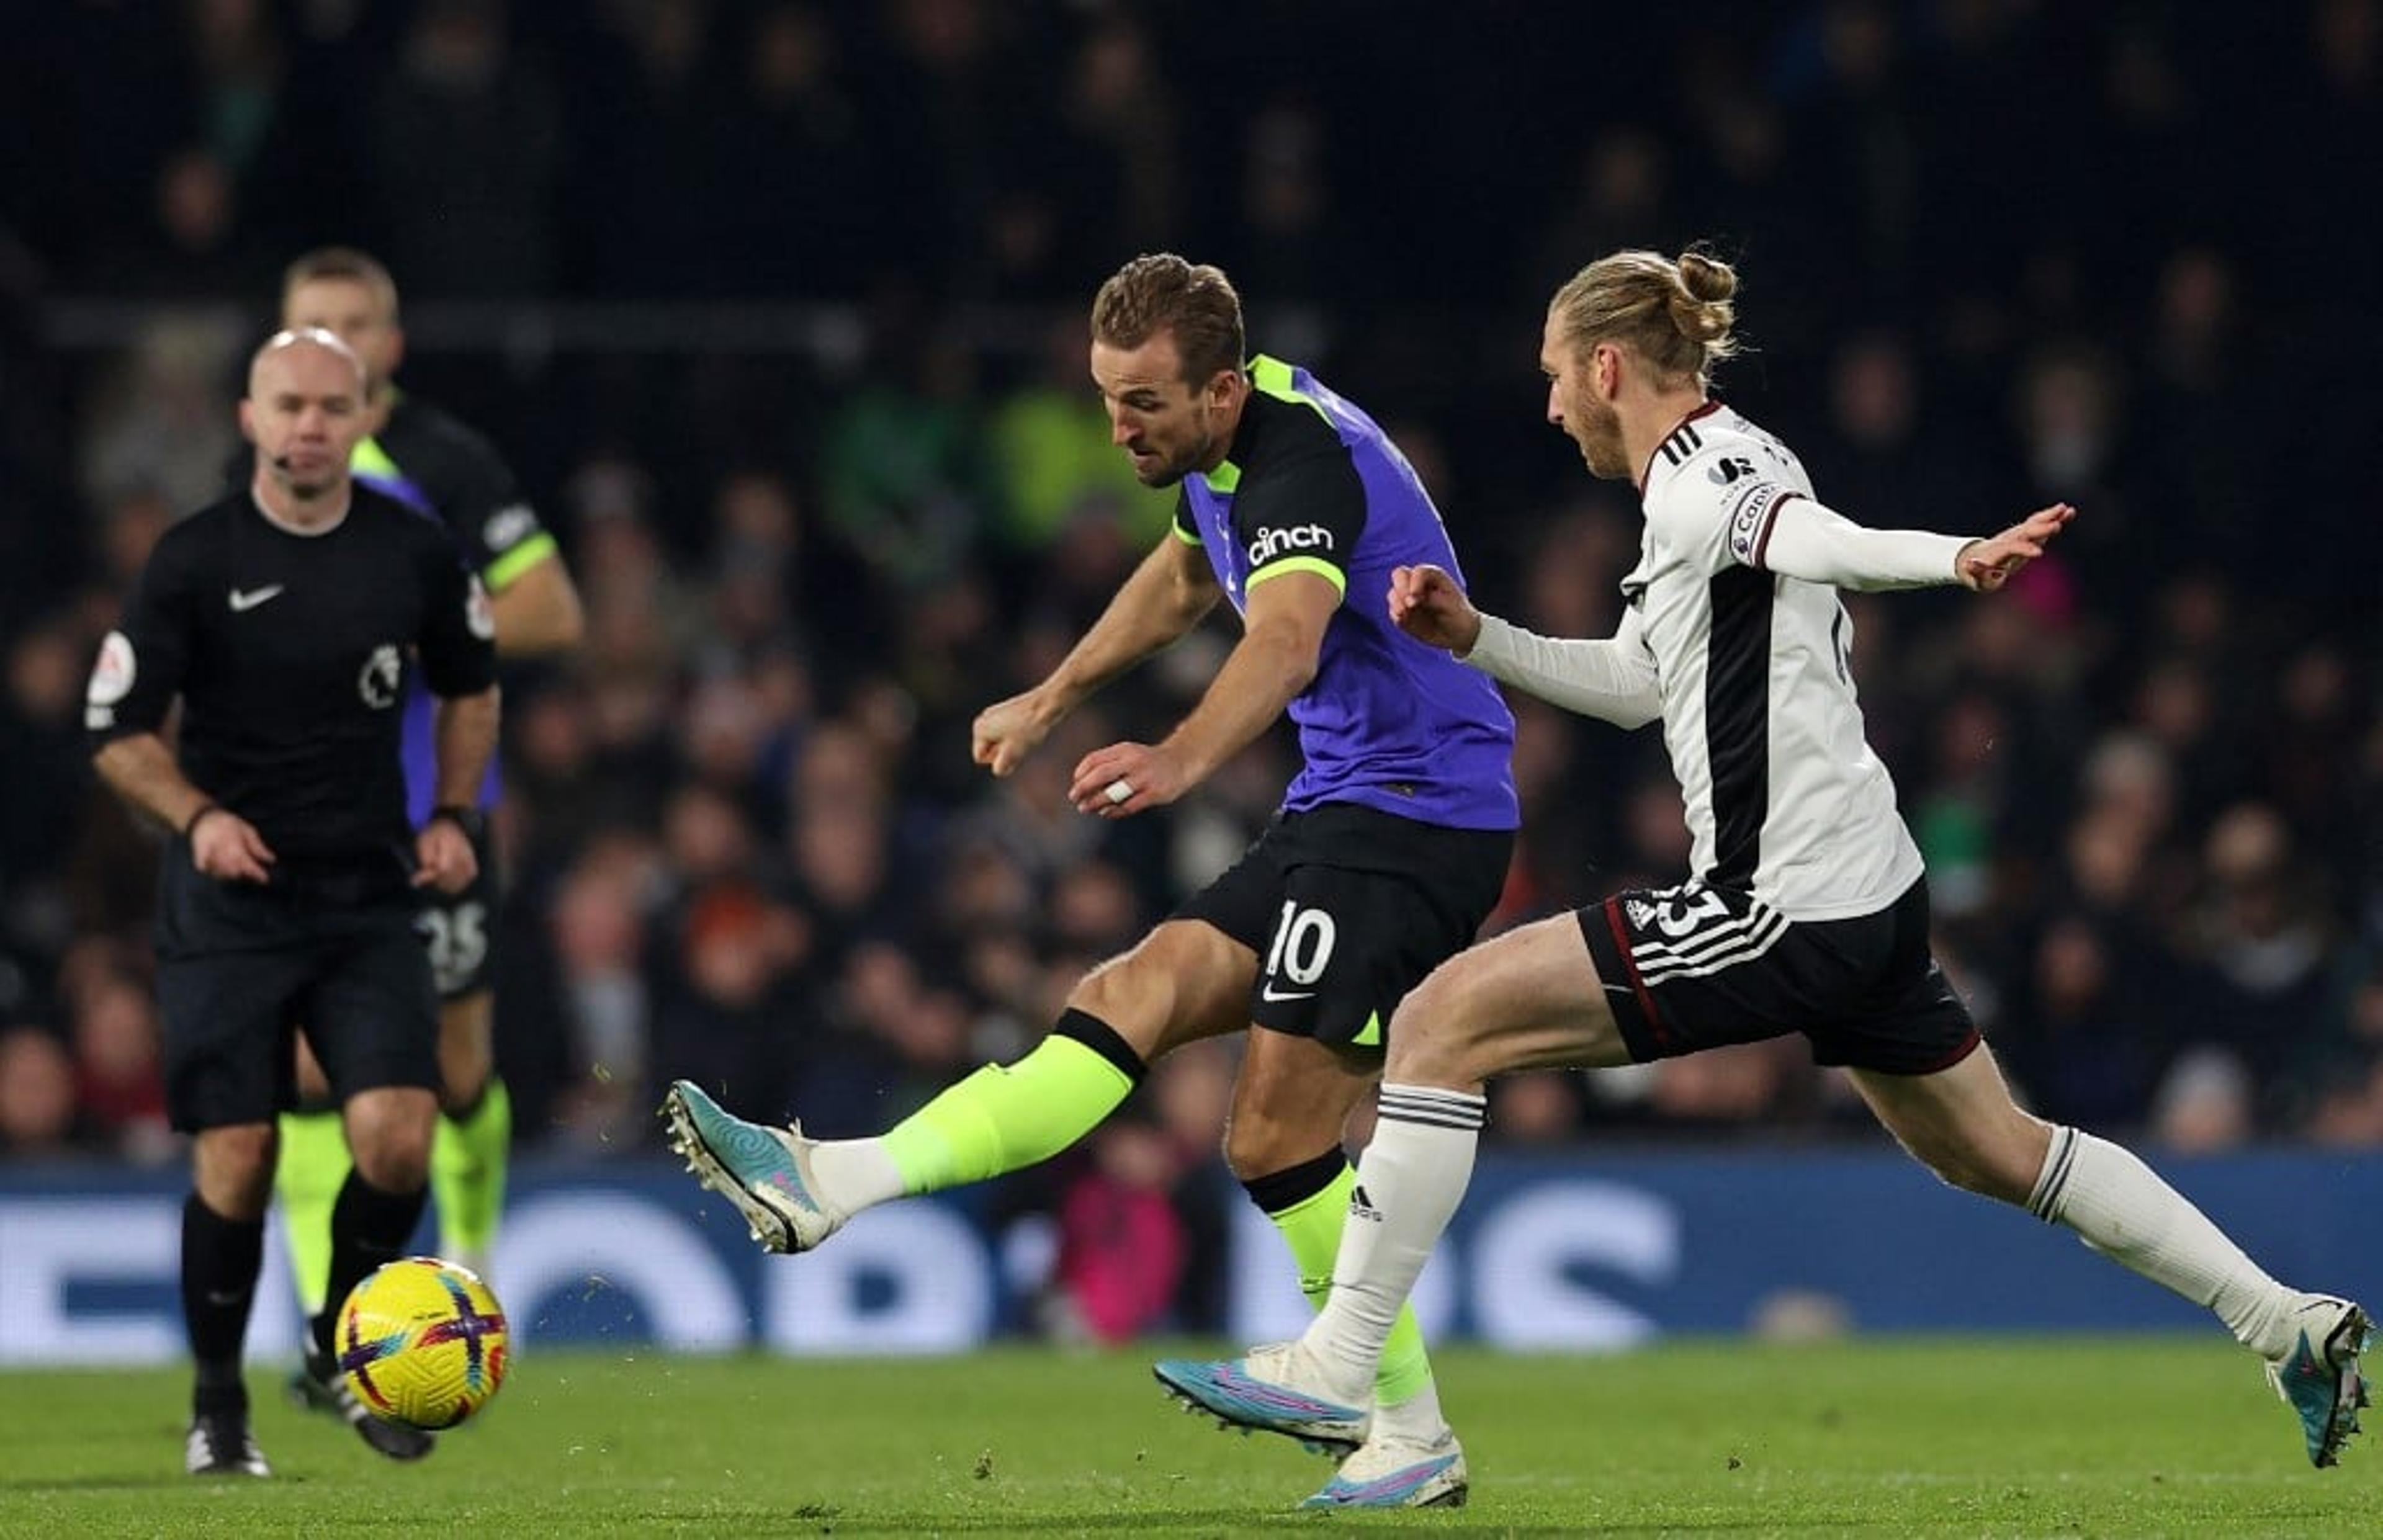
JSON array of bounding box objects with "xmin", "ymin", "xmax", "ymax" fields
[
  {"xmin": 182, "ymin": 802, "xmax": 221, "ymax": 839},
  {"xmin": 428, "ymin": 804, "xmax": 487, "ymax": 842}
]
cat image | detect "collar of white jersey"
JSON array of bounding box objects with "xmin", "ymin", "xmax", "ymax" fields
[{"xmin": 1636, "ymin": 399, "xmax": 1730, "ymax": 495}]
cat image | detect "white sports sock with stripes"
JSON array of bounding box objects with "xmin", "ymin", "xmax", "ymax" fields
[
  {"xmin": 1303, "ymin": 1084, "xmax": 1487, "ymax": 1397},
  {"xmin": 2029, "ymin": 1124, "xmax": 2296, "ymax": 1357}
]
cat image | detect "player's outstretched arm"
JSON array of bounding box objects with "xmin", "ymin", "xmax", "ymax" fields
[
  {"xmin": 1460, "ymin": 606, "xmax": 1665, "ymax": 730},
  {"xmin": 1955, "ymin": 502, "xmax": 2077, "ymax": 592},
  {"xmin": 1756, "ymin": 495, "xmax": 2076, "ymax": 594},
  {"xmin": 974, "ymin": 537, "xmax": 1221, "ymax": 777},
  {"xmin": 1394, "ymin": 561, "xmax": 1663, "ymax": 727}
]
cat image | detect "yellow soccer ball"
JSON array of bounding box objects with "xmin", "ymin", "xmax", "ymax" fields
[{"xmin": 336, "ymin": 1256, "xmax": 510, "ymax": 1430}]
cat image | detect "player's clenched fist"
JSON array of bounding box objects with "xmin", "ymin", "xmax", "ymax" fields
[
  {"xmin": 1387, "ymin": 564, "xmax": 1484, "ymax": 655},
  {"xmin": 972, "ymin": 689, "xmax": 1054, "ymax": 777}
]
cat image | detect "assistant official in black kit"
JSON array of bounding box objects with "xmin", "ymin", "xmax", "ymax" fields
[{"xmin": 86, "ymin": 328, "xmax": 500, "ymax": 1477}]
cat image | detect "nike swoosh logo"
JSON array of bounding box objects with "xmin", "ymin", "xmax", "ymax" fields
[
  {"xmin": 1260, "ymin": 983, "xmax": 1317, "ymax": 1003},
  {"xmin": 228, "ymin": 585, "xmax": 285, "ymax": 612}
]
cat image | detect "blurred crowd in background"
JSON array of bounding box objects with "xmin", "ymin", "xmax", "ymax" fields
[{"xmin": 1, "ymin": 1, "xmax": 2379, "ymax": 1333}]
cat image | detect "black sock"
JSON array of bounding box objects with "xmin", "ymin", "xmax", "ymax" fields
[
  {"xmin": 1052, "ymin": 1008, "xmax": 1150, "ymax": 1084},
  {"xmin": 182, "ymin": 1193, "xmax": 264, "ymax": 1418},
  {"xmin": 1239, "ymin": 1146, "xmax": 1350, "ymax": 1215},
  {"xmin": 442, "ymin": 1077, "xmax": 491, "ymax": 1122},
  {"xmin": 312, "ymin": 1170, "xmax": 428, "ymax": 1357}
]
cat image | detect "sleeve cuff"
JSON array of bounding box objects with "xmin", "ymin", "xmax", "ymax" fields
[{"xmin": 1459, "ymin": 612, "xmax": 1516, "ymax": 671}]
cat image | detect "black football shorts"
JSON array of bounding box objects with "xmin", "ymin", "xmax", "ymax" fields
[
  {"xmin": 156, "ymin": 874, "xmax": 439, "ymax": 1130},
  {"xmin": 1174, "ymin": 803, "xmax": 1513, "ymax": 1052},
  {"xmin": 1577, "ymin": 875, "xmax": 1978, "ymax": 1075}
]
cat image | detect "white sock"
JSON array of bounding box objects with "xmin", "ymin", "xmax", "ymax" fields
[
  {"xmin": 1304, "ymin": 1084, "xmax": 1486, "ymax": 1397},
  {"xmin": 1370, "ymin": 1373, "xmax": 1448, "ymax": 1443},
  {"xmin": 806, "ymin": 1138, "xmax": 905, "ymax": 1216},
  {"xmin": 2031, "ymin": 1124, "xmax": 2294, "ymax": 1356}
]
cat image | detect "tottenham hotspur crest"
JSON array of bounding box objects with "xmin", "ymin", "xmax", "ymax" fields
[{"xmin": 358, "ymin": 643, "xmax": 403, "ymax": 709}]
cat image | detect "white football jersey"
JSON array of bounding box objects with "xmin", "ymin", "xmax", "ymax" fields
[{"xmin": 1623, "ymin": 403, "xmax": 1924, "ymax": 920}]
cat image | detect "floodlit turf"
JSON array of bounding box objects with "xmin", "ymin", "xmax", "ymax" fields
[{"xmin": 1, "ymin": 1337, "xmax": 2372, "ymax": 1536}]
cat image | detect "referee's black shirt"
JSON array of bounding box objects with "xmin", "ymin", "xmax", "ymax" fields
[{"xmin": 88, "ymin": 485, "xmax": 498, "ymax": 885}]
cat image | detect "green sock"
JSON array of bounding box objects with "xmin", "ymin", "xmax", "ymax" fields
[
  {"xmin": 433, "ymin": 1078, "xmax": 511, "ymax": 1270},
  {"xmin": 1269, "ymin": 1160, "xmax": 1435, "ymax": 1407},
  {"xmin": 878, "ymin": 1034, "xmax": 1134, "ymax": 1194},
  {"xmin": 274, "ymin": 1108, "xmax": 351, "ymax": 1315}
]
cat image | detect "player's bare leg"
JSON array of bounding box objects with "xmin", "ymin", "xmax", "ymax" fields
[{"xmin": 1853, "ymin": 1048, "xmax": 2370, "ymax": 1466}]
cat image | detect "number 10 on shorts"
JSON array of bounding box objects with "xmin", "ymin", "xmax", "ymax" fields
[{"xmin": 1264, "ymin": 900, "xmax": 1338, "ymax": 992}]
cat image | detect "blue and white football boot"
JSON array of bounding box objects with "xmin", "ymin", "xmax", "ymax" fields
[
  {"xmin": 1152, "ymin": 1341, "xmax": 1370, "ymax": 1456},
  {"xmin": 1153, "ymin": 1342, "xmax": 1470, "ymax": 1508},
  {"xmin": 1299, "ymin": 1425, "xmax": 1468, "ymax": 1510},
  {"xmin": 2266, "ymin": 1294, "xmax": 2372, "ymax": 1468},
  {"xmin": 662, "ymin": 1080, "xmax": 843, "ymax": 1254}
]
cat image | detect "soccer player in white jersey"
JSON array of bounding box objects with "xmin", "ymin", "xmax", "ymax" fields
[{"xmin": 1154, "ymin": 247, "xmax": 2370, "ymax": 1486}]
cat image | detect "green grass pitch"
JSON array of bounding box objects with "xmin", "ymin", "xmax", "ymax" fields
[{"xmin": 1, "ymin": 1338, "xmax": 2371, "ymax": 1536}]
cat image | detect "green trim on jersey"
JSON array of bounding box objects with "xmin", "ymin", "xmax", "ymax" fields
[
  {"xmin": 352, "ymin": 431, "xmax": 555, "ymax": 592},
  {"xmin": 1172, "ymin": 522, "xmax": 1204, "ymax": 546},
  {"xmin": 1196, "ymin": 359, "xmax": 1326, "ymax": 498},
  {"xmin": 1353, "ymin": 1010, "xmax": 1382, "ymax": 1049},
  {"xmin": 482, "ymin": 530, "xmax": 558, "ymax": 593},
  {"xmin": 351, "ymin": 436, "xmax": 401, "ymax": 482},
  {"xmin": 1249, "ymin": 356, "xmax": 1331, "ymax": 422},
  {"xmin": 1247, "ymin": 555, "xmax": 1347, "ymax": 598}
]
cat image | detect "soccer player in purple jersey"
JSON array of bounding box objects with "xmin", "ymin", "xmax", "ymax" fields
[
  {"xmin": 1156, "ymin": 247, "xmax": 2371, "ymax": 1480},
  {"xmin": 665, "ymin": 254, "xmax": 1516, "ymax": 1509}
]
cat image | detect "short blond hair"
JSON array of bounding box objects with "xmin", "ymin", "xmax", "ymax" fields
[
  {"xmin": 1090, "ymin": 253, "xmax": 1245, "ymax": 386},
  {"xmin": 1550, "ymin": 246, "xmax": 1740, "ymax": 389},
  {"xmin": 282, "ymin": 246, "xmax": 399, "ymax": 322}
]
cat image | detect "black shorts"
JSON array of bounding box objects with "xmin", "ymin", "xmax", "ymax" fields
[
  {"xmin": 1174, "ymin": 803, "xmax": 1514, "ymax": 1052},
  {"xmin": 1577, "ymin": 876, "xmax": 1978, "ymax": 1075},
  {"xmin": 415, "ymin": 822, "xmax": 500, "ymax": 1000},
  {"xmin": 155, "ymin": 859, "xmax": 439, "ymax": 1131}
]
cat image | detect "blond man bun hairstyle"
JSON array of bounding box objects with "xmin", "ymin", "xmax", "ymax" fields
[
  {"xmin": 1671, "ymin": 249, "xmax": 1739, "ymax": 346},
  {"xmin": 1551, "ymin": 245, "xmax": 1742, "ymax": 390}
]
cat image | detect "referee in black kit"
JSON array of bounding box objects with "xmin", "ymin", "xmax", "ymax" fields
[{"xmin": 86, "ymin": 328, "xmax": 499, "ymax": 1476}]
